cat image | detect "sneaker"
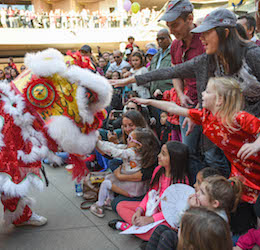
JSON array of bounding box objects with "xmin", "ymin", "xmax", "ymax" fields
[
  {"xmin": 108, "ymin": 219, "xmax": 121, "ymax": 230},
  {"xmin": 90, "ymin": 202, "xmax": 105, "ymax": 218},
  {"xmin": 16, "ymin": 212, "xmax": 47, "ymax": 227}
]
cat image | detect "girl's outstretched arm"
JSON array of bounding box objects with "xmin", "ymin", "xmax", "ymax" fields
[
  {"xmin": 131, "ymin": 98, "xmax": 189, "ymax": 117},
  {"xmin": 237, "ymin": 135, "xmax": 260, "ymax": 160},
  {"xmin": 109, "ymin": 76, "xmax": 136, "ymax": 88}
]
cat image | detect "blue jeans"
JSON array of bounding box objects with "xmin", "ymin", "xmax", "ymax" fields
[
  {"xmin": 108, "ymin": 158, "xmax": 123, "ymax": 172},
  {"xmin": 42, "ymin": 152, "xmax": 69, "ymax": 164},
  {"xmin": 180, "ymin": 116, "xmax": 202, "ymax": 184},
  {"xmin": 179, "ymin": 116, "xmax": 201, "ymax": 155},
  {"xmin": 204, "ymin": 146, "xmax": 231, "ymax": 178}
]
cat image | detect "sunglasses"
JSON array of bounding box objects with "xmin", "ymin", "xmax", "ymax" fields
[
  {"xmin": 114, "ymin": 56, "xmax": 121, "ymax": 59},
  {"xmin": 127, "ymin": 134, "xmax": 142, "ymax": 146},
  {"xmin": 156, "ymin": 37, "xmax": 166, "ymax": 41},
  {"xmin": 126, "ymin": 107, "xmax": 136, "ymax": 111}
]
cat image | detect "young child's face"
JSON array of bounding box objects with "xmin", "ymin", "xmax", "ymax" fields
[
  {"xmin": 128, "ymin": 38, "xmax": 134, "ymax": 44},
  {"xmin": 202, "ymin": 81, "xmax": 217, "ymax": 111},
  {"xmin": 127, "ymin": 132, "xmax": 142, "ymax": 149},
  {"xmin": 112, "ymin": 72, "xmax": 120, "ymax": 80},
  {"xmin": 160, "ymin": 112, "xmax": 167, "ymax": 125},
  {"xmin": 158, "ymin": 144, "xmax": 170, "ymax": 169},
  {"xmin": 194, "ymin": 171, "xmax": 203, "ymax": 192},
  {"xmin": 131, "ymin": 56, "xmax": 141, "ymax": 69},
  {"xmin": 196, "ymin": 182, "xmax": 213, "ymax": 208}
]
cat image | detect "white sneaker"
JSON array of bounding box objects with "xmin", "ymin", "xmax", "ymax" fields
[{"xmin": 15, "ymin": 212, "xmax": 47, "ymax": 227}]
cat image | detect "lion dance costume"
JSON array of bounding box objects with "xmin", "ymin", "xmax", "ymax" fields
[{"xmin": 0, "ymin": 49, "xmax": 112, "ymax": 226}]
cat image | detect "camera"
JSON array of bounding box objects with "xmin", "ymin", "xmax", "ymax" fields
[{"xmin": 113, "ymin": 110, "xmax": 123, "ymax": 118}]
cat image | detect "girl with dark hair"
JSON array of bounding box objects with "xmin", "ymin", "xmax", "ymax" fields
[
  {"xmin": 10, "ymin": 68, "xmax": 19, "ymax": 80},
  {"xmin": 130, "ymin": 51, "xmax": 150, "ymax": 99},
  {"xmin": 108, "ymin": 141, "xmax": 190, "ymax": 242},
  {"xmin": 90, "ymin": 128, "xmax": 160, "ymax": 218}
]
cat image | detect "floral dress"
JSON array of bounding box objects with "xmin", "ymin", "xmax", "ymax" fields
[{"xmin": 189, "ymin": 109, "xmax": 260, "ymax": 203}]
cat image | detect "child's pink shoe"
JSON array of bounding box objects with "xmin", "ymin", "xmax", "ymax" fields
[{"xmin": 90, "ymin": 202, "xmax": 105, "ymax": 218}]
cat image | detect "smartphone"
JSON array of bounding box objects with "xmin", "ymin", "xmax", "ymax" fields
[{"xmin": 113, "ymin": 110, "xmax": 123, "ymax": 118}]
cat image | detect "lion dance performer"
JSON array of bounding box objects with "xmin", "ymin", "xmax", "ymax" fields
[{"xmin": 0, "ymin": 49, "xmax": 112, "ymax": 226}]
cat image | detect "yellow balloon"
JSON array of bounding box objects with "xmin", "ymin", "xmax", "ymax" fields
[{"xmin": 131, "ymin": 2, "xmax": 140, "ymax": 14}]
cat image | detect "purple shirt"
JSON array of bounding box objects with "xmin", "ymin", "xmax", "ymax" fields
[{"xmin": 170, "ymin": 32, "xmax": 205, "ymax": 105}]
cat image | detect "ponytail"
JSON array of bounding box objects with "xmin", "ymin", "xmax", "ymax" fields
[
  {"xmin": 228, "ymin": 177, "xmax": 243, "ymax": 212},
  {"xmin": 204, "ymin": 176, "xmax": 243, "ymax": 214}
]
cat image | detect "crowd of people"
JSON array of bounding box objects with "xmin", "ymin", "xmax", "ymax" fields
[
  {"xmin": 0, "ymin": 6, "xmax": 159, "ymax": 29},
  {"xmin": 1, "ymin": 0, "xmax": 260, "ymax": 249}
]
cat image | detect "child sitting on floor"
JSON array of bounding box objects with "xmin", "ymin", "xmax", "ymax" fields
[{"xmin": 90, "ymin": 128, "xmax": 160, "ymax": 217}]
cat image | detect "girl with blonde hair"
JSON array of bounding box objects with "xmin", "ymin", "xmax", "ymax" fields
[{"xmin": 132, "ymin": 76, "xmax": 260, "ymax": 204}]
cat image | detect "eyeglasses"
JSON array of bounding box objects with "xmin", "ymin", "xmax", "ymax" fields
[
  {"xmin": 127, "ymin": 134, "xmax": 142, "ymax": 146},
  {"xmin": 126, "ymin": 107, "xmax": 136, "ymax": 111},
  {"xmin": 156, "ymin": 37, "xmax": 166, "ymax": 41},
  {"xmin": 114, "ymin": 56, "xmax": 121, "ymax": 59}
]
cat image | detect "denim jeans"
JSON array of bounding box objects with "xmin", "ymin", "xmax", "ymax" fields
[
  {"xmin": 179, "ymin": 116, "xmax": 201, "ymax": 155},
  {"xmin": 180, "ymin": 116, "xmax": 202, "ymax": 184},
  {"xmin": 108, "ymin": 158, "xmax": 123, "ymax": 172},
  {"xmin": 204, "ymin": 146, "xmax": 231, "ymax": 178}
]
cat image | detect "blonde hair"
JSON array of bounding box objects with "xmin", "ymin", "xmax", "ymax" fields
[{"xmin": 209, "ymin": 77, "xmax": 244, "ymax": 132}]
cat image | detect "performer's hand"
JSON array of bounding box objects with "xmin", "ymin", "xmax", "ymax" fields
[
  {"xmin": 135, "ymin": 216, "xmax": 154, "ymax": 227},
  {"xmin": 109, "ymin": 76, "xmax": 135, "ymax": 88},
  {"xmin": 237, "ymin": 141, "xmax": 260, "ymax": 160},
  {"xmin": 182, "ymin": 117, "xmax": 195, "ymax": 136}
]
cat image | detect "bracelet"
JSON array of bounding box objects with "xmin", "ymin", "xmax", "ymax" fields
[{"xmin": 135, "ymin": 207, "xmax": 144, "ymax": 215}]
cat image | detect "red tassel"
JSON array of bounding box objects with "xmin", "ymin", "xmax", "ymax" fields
[{"xmin": 68, "ymin": 154, "xmax": 89, "ymax": 182}]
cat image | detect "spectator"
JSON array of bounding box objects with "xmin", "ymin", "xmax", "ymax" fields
[
  {"xmin": 237, "ymin": 15, "xmax": 260, "ymax": 46},
  {"xmin": 10, "ymin": 68, "xmax": 19, "ymax": 80},
  {"xmin": 107, "ymin": 50, "xmax": 130, "ymax": 73},
  {"xmin": 8, "ymin": 57, "xmax": 17, "ymax": 70},
  {"xmin": 161, "ymin": 0, "xmax": 207, "ymax": 181},
  {"xmin": 79, "ymin": 44, "xmax": 98, "ymax": 69},
  {"xmin": 0, "ymin": 70, "xmax": 5, "ymax": 80},
  {"xmin": 236, "ymin": 23, "xmax": 249, "ymax": 40},
  {"xmin": 125, "ymin": 36, "xmax": 139, "ymax": 52},
  {"xmin": 125, "ymin": 49, "xmax": 132, "ymax": 63},
  {"xmin": 178, "ymin": 207, "xmax": 233, "ymax": 250},
  {"xmin": 108, "ymin": 54, "xmax": 115, "ymax": 64},
  {"xmin": 149, "ymin": 29, "xmax": 172, "ymax": 98},
  {"xmin": 130, "ymin": 51, "xmax": 150, "ymax": 99},
  {"xmin": 145, "ymin": 48, "xmax": 158, "ymax": 67},
  {"xmin": 20, "ymin": 65, "xmax": 26, "ymax": 73},
  {"xmin": 96, "ymin": 57, "xmax": 108, "ymax": 76},
  {"xmin": 4, "ymin": 66, "xmax": 11, "ymax": 82},
  {"xmin": 145, "ymin": 42, "xmax": 158, "ymax": 52}
]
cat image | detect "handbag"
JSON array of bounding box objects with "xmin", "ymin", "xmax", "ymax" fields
[{"xmin": 81, "ymin": 171, "xmax": 110, "ymax": 204}]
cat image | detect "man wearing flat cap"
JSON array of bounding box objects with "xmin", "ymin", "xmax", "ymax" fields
[{"xmin": 159, "ymin": 0, "xmax": 205, "ymax": 182}]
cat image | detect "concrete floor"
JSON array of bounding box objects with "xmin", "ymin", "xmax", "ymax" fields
[{"xmin": 0, "ymin": 165, "xmax": 142, "ymax": 250}]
